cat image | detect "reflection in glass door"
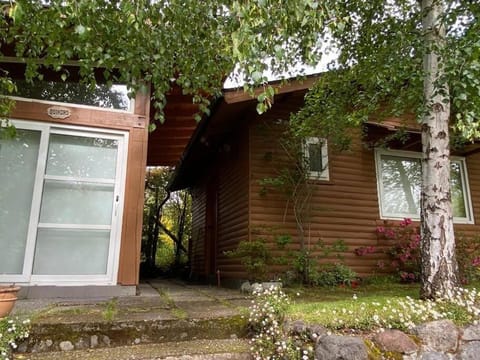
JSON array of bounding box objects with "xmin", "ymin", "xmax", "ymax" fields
[
  {"xmin": 0, "ymin": 120, "xmax": 127, "ymax": 285},
  {"xmin": 0, "ymin": 129, "xmax": 41, "ymax": 280}
]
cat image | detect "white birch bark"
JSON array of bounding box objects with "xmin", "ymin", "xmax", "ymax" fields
[{"xmin": 420, "ymin": 0, "xmax": 459, "ymax": 299}]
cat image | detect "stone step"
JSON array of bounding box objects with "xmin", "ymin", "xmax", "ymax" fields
[
  {"xmin": 19, "ymin": 315, "xmax": 248, "ymax": 354},
  {"xmin": 14, "ymin": 339, "xmax": 251, "ymax": 359}
]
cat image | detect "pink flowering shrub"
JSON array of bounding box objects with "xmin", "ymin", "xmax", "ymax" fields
[
  {"xmin": 355, "ymin": 219, "xmax": 421, "ymax": 283},
  {"xmin": 455, "ymin": 233, "xmax": 480, "ymax": 284},
  {"xmin": 380, "ymin": 219, "xmax": 421, "ymax": 282},
  {"xmin": 356, "ymin": 220, "xmax": 480, "ymax": 283}
]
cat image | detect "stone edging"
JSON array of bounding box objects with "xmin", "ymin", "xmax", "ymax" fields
[{"xmin": 286, "ymin": 319, "xmax": 480, "ymax": 359}]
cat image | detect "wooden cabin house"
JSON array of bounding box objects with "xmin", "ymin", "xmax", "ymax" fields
[{"xmin": 169, "ymin": 77, "xmax": 480, "ymax": 284}]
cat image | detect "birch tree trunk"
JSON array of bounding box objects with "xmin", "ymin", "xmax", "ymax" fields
[{"xmin": 420, "ymin": 0, "xmax": 459, "ymax": 299}]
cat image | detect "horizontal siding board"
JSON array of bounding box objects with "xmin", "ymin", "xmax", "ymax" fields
[
  {"xmin": 190, "ymin": 183, "xmax": 207, "ymax": 275},
  {"xmin": 189, "ymin": 122, "xmax": 250, "ymax": 280},
  {"xmin": 216, "ymin": 125, "xmax": 250, "ymax": 279}
]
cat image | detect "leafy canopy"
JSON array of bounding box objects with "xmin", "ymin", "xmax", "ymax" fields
[
  {"xmin": 0, "ymin": 0, "xmax": 340, "ymax": 122},
  {"xmin": 291, "ymin": 0, "xmax": 480, "ymax": 145}
]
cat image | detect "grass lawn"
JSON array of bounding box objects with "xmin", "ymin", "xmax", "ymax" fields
[
  {"xmin": 282, "ymin": 278, "xmax": 480, "ymax": 331},
  {"xmin": 285, "ymin": 277, "xmax": 419, "ymax": 303}
]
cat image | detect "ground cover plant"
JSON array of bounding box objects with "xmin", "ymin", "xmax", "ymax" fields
[
  {"xmin": 0, "ymin": 317, "xmax": 30, "ymax": 360},
  {"xmin": 249, "ymin": 279, "xmax": 480, "ymax": 359},
  {"xmin": 286, "ymin": 278, "xmax": 480, "ymax": 331}
]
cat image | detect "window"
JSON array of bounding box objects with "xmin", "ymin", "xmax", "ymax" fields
[
  {"xmin": 303, "ymin": 137, "xmax": 329, "ymax": 180},
  {"xmin": 7, "ymin": 79, "xmax": 132, "ymax": 111},
  {"xmin": 375, "ymin": 149, "xmax": 473, "ymax": 223},
  {"xmin": 0, "ymin": 120, "xmax": 128, "ymax": 285}
]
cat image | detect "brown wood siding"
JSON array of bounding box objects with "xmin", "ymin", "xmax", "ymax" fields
[
  {"xmin": 249, "ymin": 110, "xmax": 480, "ymax": 277},
  {"xmin": 190, "ymin": 182, "xmax": 207, "ymax": 275},
  {"xmin": 9, "ymin": 89, "xmax": 150, "ymax": 286},
  {"xmin": 249, "ymin": 108, "xmax": 387, "ymax": 276},
  {"xmin": 147, "ymin": 89, "xmax": 199, "ymax": 167},
  {"xmin": 188, "ymin": 123, "xmax": 250, "ymax": 280},
  {"xmin": 215, "ymin": 124, "xmax": 250, "ymax": 279}
]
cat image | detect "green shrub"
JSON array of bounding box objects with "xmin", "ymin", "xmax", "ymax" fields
[
  {"xmin": 156, "ymin": 242, "xmax": 176, "ymax": 270},
  {"xmin": 293, "ymin": 240, "xmax": 349, "ymax": 285},
  {"xmin": 310, "ymin": 263, "xmax": 357, "ymax": 287},
  {"xmin": 225, "ymin": 239, "xmax": 272, "ymax": 282}
]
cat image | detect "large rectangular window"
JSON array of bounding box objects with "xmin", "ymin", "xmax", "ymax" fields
[
  {"xmin": 0, "ymin": 120, "xmax": 127, "ymax": 285},
  {"xmin": 375, "ymin": 149, "xmax": 473, "ymax": 224}
]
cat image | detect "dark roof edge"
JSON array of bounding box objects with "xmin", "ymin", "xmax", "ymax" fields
[
  {"xmin": 167, "ymin": 96, "xmax": 224, "ymax": 191},
  {"xmin": 223, "ymin": 73, "xmax": 321, "ymax": 104}
]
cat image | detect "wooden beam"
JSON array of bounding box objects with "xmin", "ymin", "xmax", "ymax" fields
[{"xmin": 10, "ymin": 99, "xmax": 147, "ymax": 129}]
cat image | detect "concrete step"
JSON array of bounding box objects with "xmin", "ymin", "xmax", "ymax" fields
[
  {"xmin": 12, "ymin": 280, "xmax": 252, "ymax": 356},
  {"xmin": 19, "ymin": 314, "xmax": 248, "ymax": 354},
  {"xmin": 14, "ymin": 339, "xmax": 251, "ymax": 359}
]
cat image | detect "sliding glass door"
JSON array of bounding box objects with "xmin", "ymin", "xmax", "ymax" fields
[
  {"xmin": 0, "ymin": 120, "xmax": 127, "ymax": 285},
  {"xmin": 0, "ymin": 128, "xmax": 41, "ymax": 281}
]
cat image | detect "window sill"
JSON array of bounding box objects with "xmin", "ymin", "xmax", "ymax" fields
[{"xmin": 376, "ymin": 217, "xmax": 475, "ymax": 226}]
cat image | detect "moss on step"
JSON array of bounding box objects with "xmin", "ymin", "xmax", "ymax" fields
[
  {"xmin": 364, "ymin": 339, "xmax": 406, "ymax": 360},
  {"xmin": 22, "ymin": 315, "xmax": 249, "ymax": 353},
  {"xmin": 16, "ymin": 339, "xmax": 251, "ymax": 360}
]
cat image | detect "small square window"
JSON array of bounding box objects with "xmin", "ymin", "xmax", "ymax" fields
[{"xmin": 303, "ymin": 137, "xmax": 329, "ymax": 180}]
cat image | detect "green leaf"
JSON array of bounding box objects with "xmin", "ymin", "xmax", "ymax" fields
[
  {"xmin": 148, "ymin": 123, "xmax": 157, "ymax": 132},
  {"xmin": 251, "ymin": 71, "xmax": 263, "ymax": 83},
  {"xmin": 256, "ymin": 102, "xmax": 266, "ymax": 114}
]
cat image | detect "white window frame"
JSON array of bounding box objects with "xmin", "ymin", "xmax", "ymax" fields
[
  {"xmin": 0, "ymin": 119, "xmax": 128, "ymax": 286},
  {"xmin": 303, "ymin": 137, "xmax": 329, "ymax": 180},
  {"xmin": 375, "ymin": 148, "xmax": 474, "ymax": 224}
]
